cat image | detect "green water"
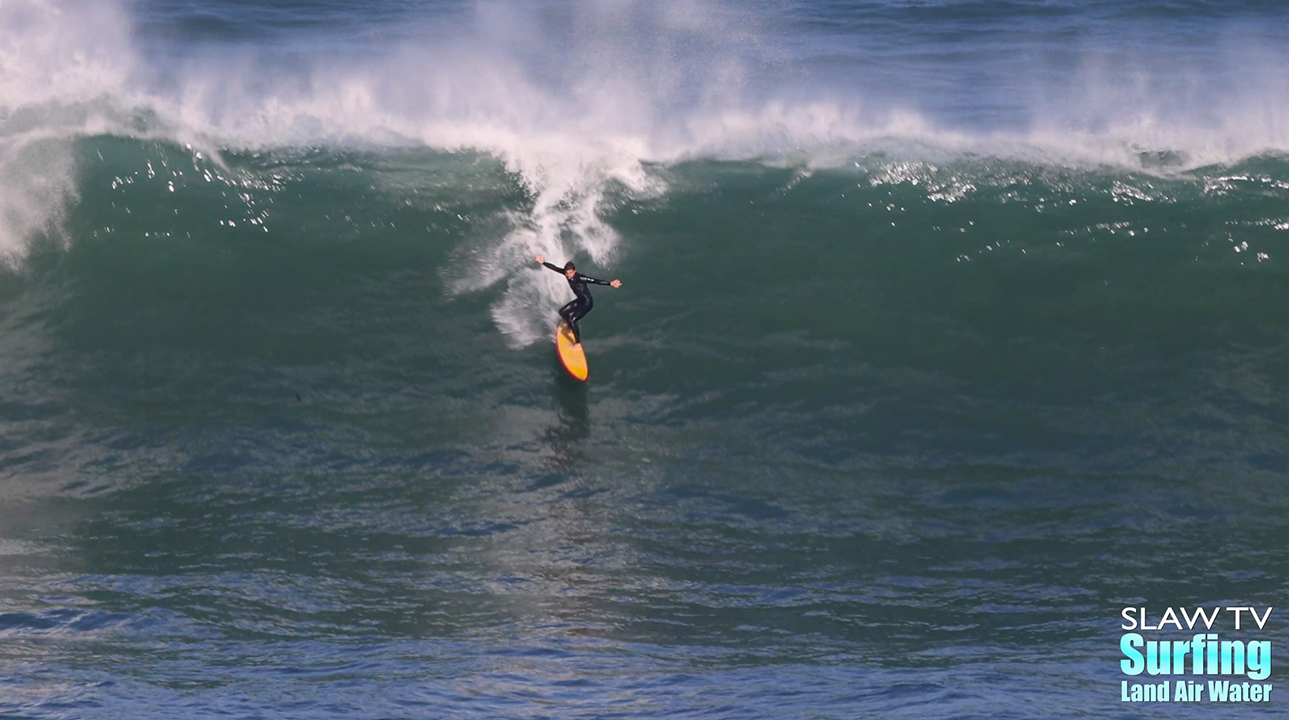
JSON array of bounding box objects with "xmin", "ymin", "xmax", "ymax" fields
[{"xmin": 2, "ymin": 138, "xmax": 1286, "ymax": 717}]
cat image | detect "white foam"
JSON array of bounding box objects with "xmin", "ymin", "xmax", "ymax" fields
[{"xmin": 0, "ymin": 0, "xmax": 137, "ymax": 260}]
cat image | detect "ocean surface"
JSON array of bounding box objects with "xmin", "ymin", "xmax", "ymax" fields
[{"xmin": 2, "ymin": 0, "xmax": 1288, "ymax": 717}]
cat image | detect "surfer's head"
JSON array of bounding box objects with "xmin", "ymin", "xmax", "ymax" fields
[{"xmin": 564, "ymin": 261, "xmax": 576, "ymax": 278}]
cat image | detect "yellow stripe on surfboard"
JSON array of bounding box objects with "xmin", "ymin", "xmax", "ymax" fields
[{"xmin": 556, "ymin": 320, "xmax": 588, "ymax": 381}]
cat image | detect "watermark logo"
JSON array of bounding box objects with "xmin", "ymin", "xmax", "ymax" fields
[{"xmin": 1120, "ymin": 607, "xmax": 1273, "ymax": 703}]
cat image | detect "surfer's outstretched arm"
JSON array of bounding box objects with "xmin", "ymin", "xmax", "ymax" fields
[
  {"xmin": 581, "ymin": 275, "xmax": 623, "ymax": 288},
  {"xmin": 535, "ymin": 255, "xmax": 621, "ymax": 287}
]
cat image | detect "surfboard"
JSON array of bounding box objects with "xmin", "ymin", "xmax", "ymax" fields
[{"xmin": 556, "ymin": 320, "xmax": 588, "ymax": 381}]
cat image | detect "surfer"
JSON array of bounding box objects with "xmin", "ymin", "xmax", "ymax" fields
[{"xmin": 536, "ymin": 255, "xmax": 622, "ymax": 349}]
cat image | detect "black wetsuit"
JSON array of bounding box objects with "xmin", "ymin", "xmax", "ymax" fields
[{"xmin": 543, "ymin": 261, "xmax": 612, "ymax": 344}]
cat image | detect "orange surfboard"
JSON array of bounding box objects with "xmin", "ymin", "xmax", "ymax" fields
[{"xmin": 556, "ymin": 320, "xmax": 588, "ymax": 381}]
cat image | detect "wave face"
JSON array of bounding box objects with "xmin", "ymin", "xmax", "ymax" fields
[{"xmin": 2, "ymin": 2, "xmax": 1289, "ymax": 718}]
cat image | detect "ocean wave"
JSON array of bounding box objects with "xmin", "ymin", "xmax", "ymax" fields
[{"xmin": 3, "ymin": 0, "xmax": 1288, "ymax": 343}]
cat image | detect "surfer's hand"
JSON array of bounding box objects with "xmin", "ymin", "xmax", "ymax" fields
[
  {"xmin": 535, "ymin": 255, "xmax": 544, "ymax": 264},
  {"xmin": 610, "ymin": 279, "xmax": 622, "ymax": 288}
]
